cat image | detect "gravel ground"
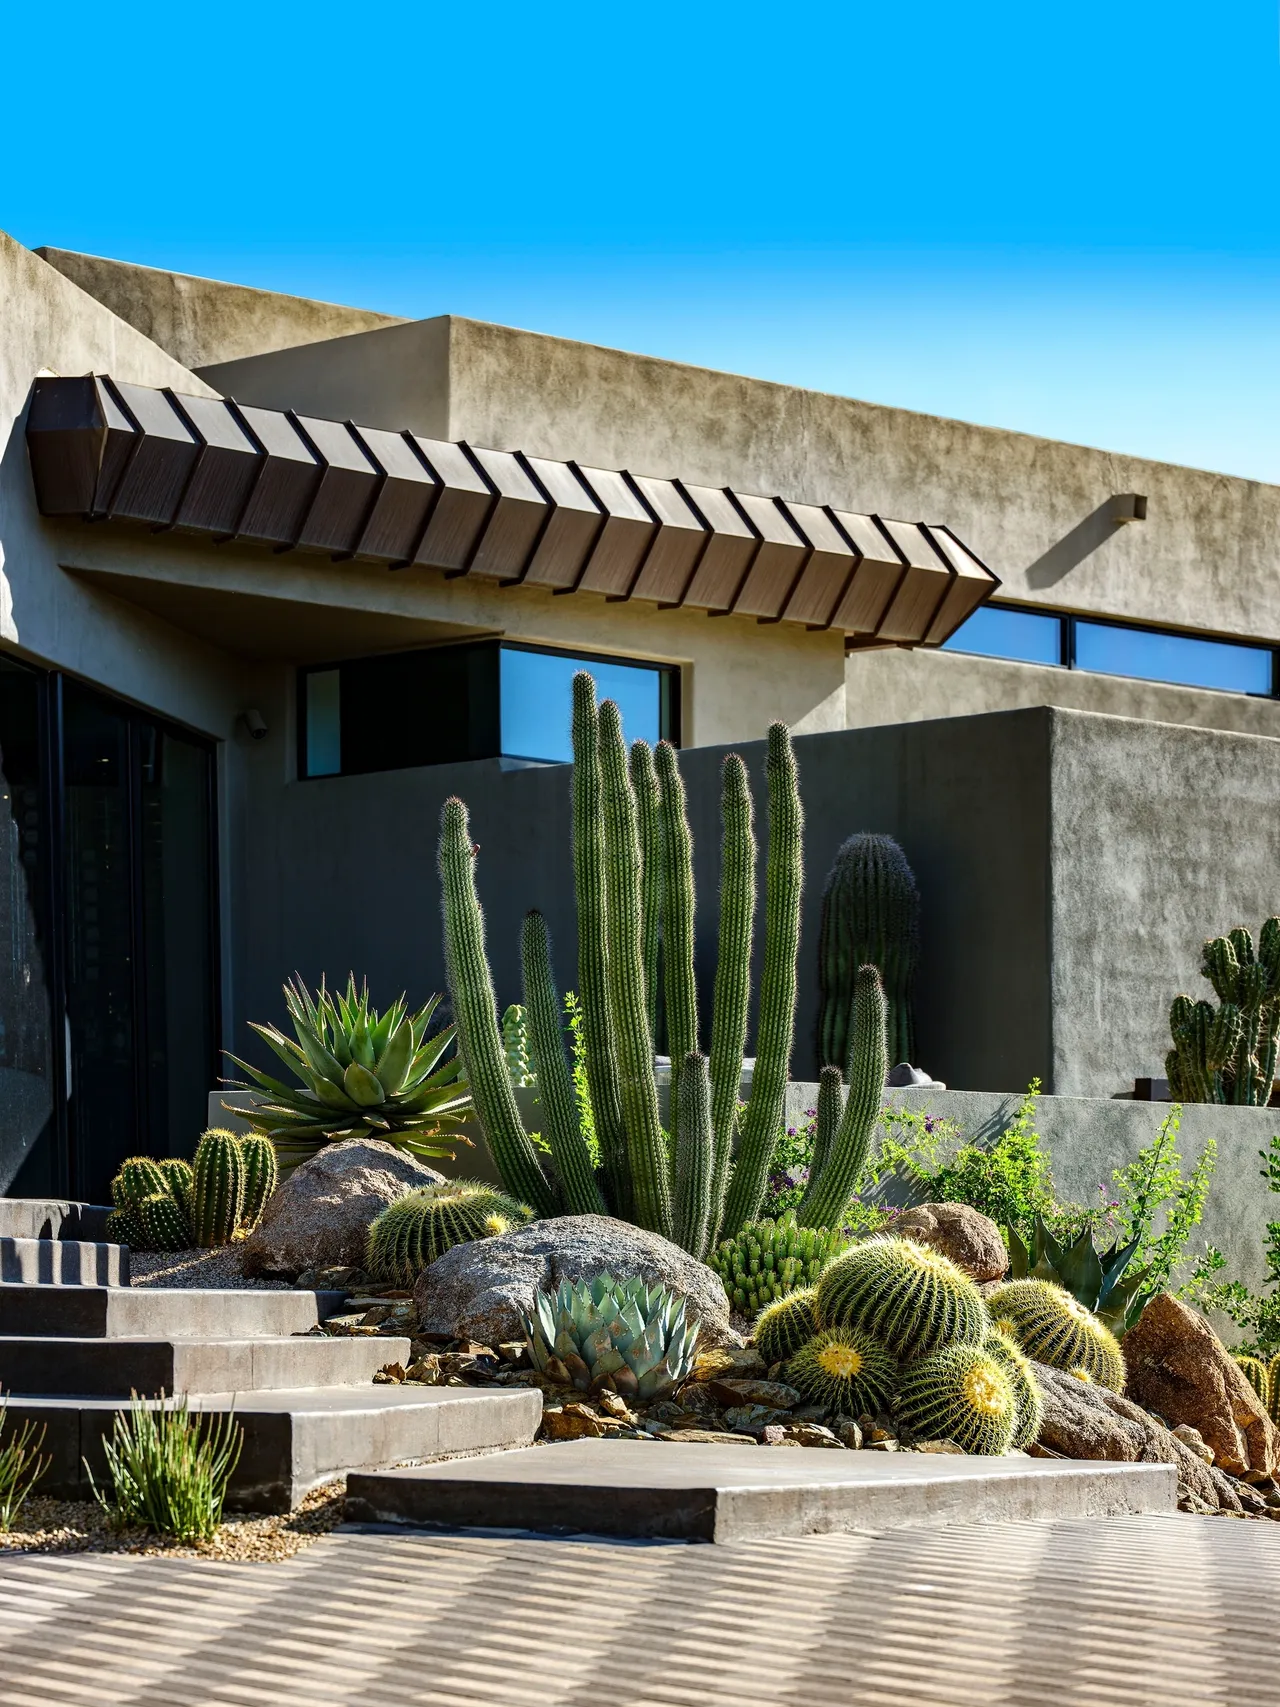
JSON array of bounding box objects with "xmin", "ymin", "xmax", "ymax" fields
[
  {"xmin": 129, "ymin": 1247, "xmax": 293, "ymax": 1290},
  {"xmin": 0, "ymin": 1481, "xmax": 346, "ymax": 1561}
]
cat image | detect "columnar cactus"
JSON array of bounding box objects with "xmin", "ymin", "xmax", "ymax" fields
[
  {"xmin": 708, "ymin": 753, "xmax": 755, "ymax": 1234},
  {"xmin": 1234, "ymin": 1353, "xmax": 1270, "ymax": 1411},
  {"xmin": 629, "ymin": 740, "xmax": 663, "ymax": 1038},
  {"xmin": 818, "ymin": 833, "xmax": 920, "ymax": 1072},
  {"xmin": 501, "ymin": 1004, "xmax": 535, "ymax": 1088},
  {"xmin": 786, "ymin": 1325, "xmax": 898, "ymax": 1417},
  {"xmin": 816, "ymin": 1236, "xmax": 989, "ymax": 1360},
  {"xmin": 673, "ymin": 1051, "xmax": 714, "ymax": 1261},
  {"xmin": 366, "ymin": 1181, "xmax": 533, "ymax": 1284},
  {"xmin": 239, "ymin": 1136, "xmax": 277, "ymax": 1228},
  {"xmin": 157, "ymin": 1158, "xmax": 194, "ymax": 1213},
  {"xmin": 191, "ymin": 1129, "xmax": 246, "ymax": 1249},
  {"xmin": 987, "ymin": 1278, "xmax": 1126, "ymax": 1392},
  {"xmin": 1167, "ymin": 918, "xmax": 1280, "ymax": 1104},
  {"xmin": 521, "ymin": 909, "xmax": 605, "ymax": 1215},
  {"xmin": 754, "ymin": 1286, "xmax": 818, "ymax": 1367},
  {"xmin": 796, "ymin": 965, "xmax": 888, "ymax": 1230},
  {"xmin": 139, "ymin": 1192, "xmax": 192, "ymax": 1253},
  {"xmin": 112, "ymin": 1158, "xmax": 170, "ymax": 1212},
  {"xmin": 810, "ymin": 1064, "xmax": 843, "ymax": 1184},
  {"xmin": 657, "ymin": 740, "xmax": 698, "ymax": 1141},
  {"xmin": 896, "ymin": 1343, "xmax": 1019, "ymax": 1455}
]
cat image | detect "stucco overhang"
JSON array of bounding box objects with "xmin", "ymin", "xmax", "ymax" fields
[{"xmin": 25, "ymin": 374, "xmax": 998, "ymax": 645}]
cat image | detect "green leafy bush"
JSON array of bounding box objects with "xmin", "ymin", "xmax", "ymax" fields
[
  {"xmin": 89, "ymin": 1395, "xmax": 242, "ymax": 1542},
  {"xmin": 1190, "ymin": 1132, "xmax": 1280, "ymax": 1354},
  {"xmin": 0, "ymin": 1403, "xmax": 49, "ymax": 1531}
]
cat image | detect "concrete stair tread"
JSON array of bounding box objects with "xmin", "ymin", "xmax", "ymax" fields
[
  {"xmin": 0, "ymin": 1332, "xmax": 411, "ymax": 1396},
  {"xmin": 345, "ymin": 1438, "xmax": 1178, "ymax": 1543},
  {"xmin": 1, "ymin": 1237, "xmax": 128, "ymax": 1286},
  {"xmin": 0, "ymin": 1284, "xmax": 348, "ymax": 1338}
]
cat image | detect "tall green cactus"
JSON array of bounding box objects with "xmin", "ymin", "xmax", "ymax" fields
[
  {"xmin": 673, "ymin": 1050, "xmax": 713, "ymax": 1259},
  {"xmin": 572, "ymin": 675, "xmax": 630, "ymax": 1217},
  {"xmin": 191, "ymin": 1129, "xmax": 246, "ymax": 1248},
  {"xmin": 708, "ymin": 753, "xmax": 755, "ymax": 1233},
  {"xmin": 721, "ymin": 723, "xmax": 804, "ymax": 1238},
  {"xmin": 810, "ymin": 1063, "xmax": 843, "ymax": 1184},
  {"xmin": 521, "ymin": 909, "xmax": 606, "ymax": 1215},
  {"xmin": 438, "ymin": 797, "xmax": 557, "ymax": 1216},
  {"xmin": 1167, "ymin": 918, "xmax": 1280, "ymax": 1104},
  {"xmin": 239, "ymin": 1135, "xmax": 277, "ymax": 1228},
  {"xmin": 630, "ymin": 740, "xmax": 663, "ymax": 1039},
  {"xmin": 818, "ymin": 833, "xmax": 919, "ymax": 1071},
  {"xmin": 599, "ymin": 700, "xmax": 672, "ymax": 1238},
  {"xmin": 797, "ymin": 966, "xmax": 889, "ymax": 1229},
  {"xmin": 657, "ymin": 740, "xmax": 698, "ymax": 1144}
]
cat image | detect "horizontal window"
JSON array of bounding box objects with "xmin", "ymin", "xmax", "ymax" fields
[
  {"xmin": 941, "ymin": 605, "xmax": 1275, "ymax": 699},
  {"xmin": 299, "ymin": 642, "xmax": 678, "ymax": 780}
]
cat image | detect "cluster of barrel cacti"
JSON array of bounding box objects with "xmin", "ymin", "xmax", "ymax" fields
[
  {"xmin": 1167, "ymin": 919, "xmax": 1280, "ymax": 1105},
  {"xmin": 106, "ymin": 1129, "xmax": 277, "ymax": 1252},
  {"xmin": 709, "ymin": 1213, "xmax": 847, "ymax": 1315},
  {"xmin": 1234, "ymin": 1352, "xmax": 1280, "ymax": 1425},
  {"xmin": 751, "ymin": 1234, "xmax": 1098, "ymax": 1455},
  {"xmin": 365, "ymin": 1180, "xmax": 534, "ymax": 1284},
  {"xmin": 437, "ymin": 670, "xmax": 892, "ymax": 1259},
  {"xmin": 818, "ymin": 833, "xmax": 920, "ymax": 1073}
]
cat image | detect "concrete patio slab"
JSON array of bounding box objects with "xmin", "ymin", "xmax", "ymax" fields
[{"xmin": 345, "ymin": 1438, "xmax": 1178, "ymax": 1542}]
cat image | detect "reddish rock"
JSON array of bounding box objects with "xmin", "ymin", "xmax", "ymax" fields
[{"xmin": 886, "ymin": 1202, "xmax": 1008, "ymax": 1282}]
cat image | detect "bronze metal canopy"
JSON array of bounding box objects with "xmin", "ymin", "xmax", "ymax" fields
[{"xmin": 24, "ymin": 374, "xmax": 999, "ymax": 645}]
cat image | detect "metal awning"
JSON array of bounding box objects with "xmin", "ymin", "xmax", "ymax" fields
[{"xmin": 25, "ymin": 374, "xmax": 999, "ymax": 645}]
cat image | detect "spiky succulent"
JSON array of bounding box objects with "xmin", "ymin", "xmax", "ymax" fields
[
  {"xmin": 711, "ymin": 1214, "xmax": 846, "ymax": 1315},
  {"xmin": 786, "ymin": 1326, "xmax": 898, "ymax": 1417},
  {"xmin": 522, "ymin": 1275, "xmax": 700, "ymax": 1400},
  {"xmin": 366, "ymin": 1181, "xmax": 533, "ymax": 1284},
  {"xmin": 1005, "ymin": 1215, "xmax": 1150, "ymax": 1335},
  {"xmin": 112, "ymin": 1157, "xmax": 170, "ymax": 1213},
  {"xmin": 984, "ymin": 1329, "xmax": 1044, "ymax": 1450},
  {"xmin": 755, "ymin": 1286, "xmax": 819, "ymax": 1368},
  {"xmin": 225, "ymin": 975, "xmax": 474, "ymax": 1170},
  {"xmin": 156, "ymin": 1158, "xmax": 194, "ymax": 1212},
  {"xmin": 816, "ymin": 1236, "xmax": 989, "ymax": 1360},
  {"xmin": 105, "ymin": 1207, "xmax": 146, "ymax": 1250},
  {"xmin": 502, "ymin": 1003, "xmax": 536, "ymax": 1087},
  {"xmin": 897, "ymin": 1343, "xmax": 1019, "ymax": 1455},
  {"xmin": 239, "ymin": 1135, "xmax": 277, "ymax": 1226},
  {"xmin": 988, "ymin": 1278, "xmax": 1126, "ymax": 1393},
  {"xmin": 1235, "ymin": 1353, "xmax": 1270, "ymax": 1411},
  {"xmin": 139, "ymin": 1192, "xmax": 191, "ymax": 1253}
]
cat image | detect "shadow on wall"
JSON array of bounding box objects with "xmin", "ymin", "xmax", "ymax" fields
[{"xmin": 1024, "ymin": 500, "xmax": 1125, "ymax": 590}]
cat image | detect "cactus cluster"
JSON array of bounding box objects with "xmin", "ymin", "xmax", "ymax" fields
[
  {"xmin": 438, "ymin": 671, "xmax": 895, "ymax": 1261},
  {"xmin": 709, "ymin": 1214, "xmax": 846, "ymax": 1315},
  {"xmin": 366, "ymin": 1181, "xmax": 533, "ymax": 1284},
  {"xmin": 1167, "ymin": 919, "xmax": 1280, "ymax": 1105},
  {"xmin": 107, "ymin": 1129, "xmax": 277, "ymax": 1252},
  {"xmin": 755, "ymin": 1287, "xmax": 818, "ymax": 1368},
  {"xmin": 818, "ymin": 833, "xmax": 920, "ymax": 1073},
  {"xmin": 988, "ymin": 1278, "xmax": 1126, "ymax": 1392},
  {"xmin": 815, "ymin": 1236, "xmax": 989, "ymax": 1361},
  {"xmin": 521, "ymin": 1275, "xmax": 699, "ymax": 1400}
]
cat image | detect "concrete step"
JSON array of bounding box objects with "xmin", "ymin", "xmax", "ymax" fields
[
  {"xmin": 0, "ymin": 1199, "xmax": 112, "ymax": 1241},
  {"xmin": 0, "ymin": 1333, "xmax": 411, "ymax": 1396},
  {"xmin": 0, "ymin": 1284, "xmax": 347, "ymax": 1339},
  {"xmin": 0, "ymin": 1238, "xmax": 129, "ymax": 1287},
  {"xmin": 345, "ymin": 1438, "xmax": 1179, "ymax": 1543},
  {"xmin": 5, "ymin": 1384, "xmax": 543, "ymax": 1513}
]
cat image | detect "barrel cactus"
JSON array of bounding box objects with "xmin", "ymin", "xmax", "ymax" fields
[
  {"xmin": 239, "ymin": 1135, "xmax": 278, "ymax": 1227},
  {"xmin": 366, "ymin": 1181, "xmax": 533, "ymax": 1284},
  {"xmin": 816, "ymin": 1236, "xmax": 989, "ymax": 1361},
  {"xmin": 896, "ymin": 1342, "xmax": 1019, "ymax": 1454},
  {"xmin": 786, "ymin": 1325, "xmax": 898, "ymax": 1417},
  {"xmin": 521, "ymin": 1275, "xmax": 700, "ymax": 1400},
  {"xmin": 138, "ymin": 1192, "xmax": 192, "ymax": 1253},
  {"xmin": 1234, "ymin": 1353, "xmax": 1270, "ymax": 1410},
  {"xmin": 754, "ymin": 1286, "xmax": 819, "ymax": 1368},
  {"xmin": 984, "ymin": 1329, "xmax": 1044, "ymax": 1450},
  {"xmin": 104, "ymin": 1207, "xmax": 146, "ymax": 1250},
  {"xmin": 987, "ymin": 1278, "xmax": 1126, "ymax": 1393},
  {"xmin": 818, "ymin": 832, "xmax": 920, "ymax": 1072},
  {"xmin": 711, "ymin": 1214, "xmax": 846, "ymax": 1315},
  {"xmin": 191, "ymin": 1129, "xmax": 245, "ymax": 1249},
  {"xmin": 112, "ymin": 1157, "xmax": 170, "ymax": 1213}
]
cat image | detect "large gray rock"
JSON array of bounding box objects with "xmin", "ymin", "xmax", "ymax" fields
[
  {"xmin": 240, "ymin": 1139, "xmax": 444, "ymax": 1277},
  {"xmin": 415, "ymin": 1214, "xmax": 734, "ymax": 1348}
]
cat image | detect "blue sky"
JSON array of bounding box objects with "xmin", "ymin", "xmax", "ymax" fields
[{"xmin": 4, "ymin": 1, "xmax": 1280, "ymax": 478}]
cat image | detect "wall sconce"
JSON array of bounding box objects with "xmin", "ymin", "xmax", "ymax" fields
[{"xmin": 1111, "ymin": 493, "xmax": 1148, "ymax": 524}]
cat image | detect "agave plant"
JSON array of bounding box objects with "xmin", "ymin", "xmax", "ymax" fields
[
  {"xmin": 521, "ymin": 1275, "xmax": 700, "ymax": 1400},
  {"xmin": 1006, "ymin": 1215, "xmax": 1151, "ymax": 1335},
  {"xmin": 224, "ymin": 975, "xmax": 474, "ymax": 1170}
]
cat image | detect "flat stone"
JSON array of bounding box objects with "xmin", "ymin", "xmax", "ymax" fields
[
  {"xmin": 707, "ymin": 1376, "xmax": 802, "ymax": 1410},
  {"xmin": 345, "ymin": 1439, "xmax": 1178, "ymax": 1542}
]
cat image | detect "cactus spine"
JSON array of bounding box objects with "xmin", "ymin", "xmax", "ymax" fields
[
  {"xmin": 987, "ymin": 1279, "xmax": 1126, "ymax": 1392},
  {"xmin": 139, "ymin": 1192, "xmax": 192, "ymax": 1252},
  {"xmin": 796, "ymin": 965, "xmax": 888, "ymax": 1229},
  {"xmin": 629, "ymin": 739, "xmax": 662, "ymax": 1038},
  {"xmin": 896, "ymin": 1343, "xmax": 1018, "ymax": 1455},
  {"xmin": 1167, "ymin": 918, "xmax": 1280, "ymax": 1104},
  {"xmin": 817, "ymin": 1236, "xmax": 989, "ymax": 1360},
  {"xmin": 708, "ymin": 753, "xmax": 755, "ymax": 1238},
  {"xmin": 239, "ymin": 1136, "xmax": 277, "ymax": 1228},
  {"xmin": 156, "ymin": 1158, "xmax": 194, "ymax": 1213},
  {"xmin": 191, "ymin": 1129, "xmax": 245, "ymax": 1248},
  {"xmin": 438, "ymin": 796, "xmax": 557, "ymax": 1217},
  {"xmin": 366, "ymin": 1180, "xmax": 532, "ymax": 1284},
  {"xmin": 599, "ymin": 700, "xmax": 671, "ymax": 1238},
  {"xmin": 755, "ymin": 1286, "xmax": 818, "ymax": 1367},
  {"xmin": 673, "ymin": 1051, "xmax": 714, "ymax": 1259},
  {"xmin": 818, "ymin": 833, "xmax": 920, "ymax": 1071},
  {"xmin": 571, "ymin": 674, "xmax": 629, "ymax": 1217},
  {"xmin": 786, "ymin": 1326, "xmax": 898, "ymax": 1418},
  {"xmin": 521, "ymin": 909, "xmax": 605, "ymax": 1215},
  {"xmin": 721, "ymin": 724, "xmax": 804, "ymax": 1237}
]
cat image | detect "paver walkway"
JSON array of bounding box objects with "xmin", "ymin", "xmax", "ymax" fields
[{"xmin": 2, "ymin": 1512, "xmax": 1280, "ymax": 1705}]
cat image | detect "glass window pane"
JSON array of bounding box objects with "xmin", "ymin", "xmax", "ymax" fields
[
  {"xmin": 1074, "ymin": 623, "xmax": 1273, "ymax": 695},
  {"xmin": 941, "ymin": 605, "xmax": 1063, "ymax": 666},
  {"xmin": 500, "ymin": 648, "xmax": 664, "ymax": 763},
  {"xmin": 305, "ymin": 669, "xmax": 341, "ymax": 776}
]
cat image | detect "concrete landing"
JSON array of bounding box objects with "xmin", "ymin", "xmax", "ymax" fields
[
  {"xmin": 345, "ymin": 1439, "xmax": 1179, "ymax": 1542},
  {"xmin": 0, "ymin": 1332, "xmax": 410, "ymax": 1396},
  {"xmin": 0, "ymin": 1237, "xmax": 128, "ymax": 1286},
  {"xmin": 0, "ymin": 1284, "xmax": 347, "ymax": 1338},
  {"xmin": 6, "ymin": 1384, "xmax": 543, "ymax": 1513}
]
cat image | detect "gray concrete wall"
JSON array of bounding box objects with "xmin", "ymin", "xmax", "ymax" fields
[{"xmin": 36, "ymin": 248, "xmax": 406, "ymax": 371}]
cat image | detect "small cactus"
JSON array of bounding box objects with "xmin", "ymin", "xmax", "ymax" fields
[
  {"xmin": 816, "ymin": 1236, "xmax": 989, "ymax": 1361},
  {"xmin": 191, "ymin": 1129, "xmax": 246, "ymax": 1249},
  {"xmin": 239, "ymin": 1135, "xmax": 278, "ymax": 1229},
  {"xmin": 897, "ymin": 1343, "xmax": 1019, "ymax": 1455},
  {"xmin": 105, "ymin": 1207, "xmax": 146, "ymax": 1250},
  {"xmin": 710, "ymin": 1214, "xmax": 846, "ymax": 1316},
  {"xmin": 984, "ymin": 1329, "xmax": 1044, "ymax": 1450},
  {"xmin": 366, "ymin": 1181, "xmax": 533, "ymax": 1285},
  {"xmin": 987, "ymin": 1279, "xmax": 1126, "ymax": 1393},
  {"xmin": 156, "ymin": 1158, "xmax": 194, "ymax": 1215},
  {"xmin": 754, "ymin": 1287, "xmax": 819, "ymax": 1368},
  {"xmin": 786, "ymin": 1325, "xmax": 898, "ymax": 1416},
  {"xmin": 1268, "ymin": 1354, "xmax": 1280, "ymax": 1426},
  {"xmin": 112, "ymin": 1157, "xmax": 170, "ymax": 1212},
  {"xmin": 1234, "ymin": 1353, "xmax": 1270, "ymax": 1410},
  {"xmin": 138, "ymin": 1192, "xmax": 193, "ymax": 1253}
]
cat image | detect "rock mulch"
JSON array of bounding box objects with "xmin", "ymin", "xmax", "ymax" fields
[
  {"xmin": 0, "ymin": 1481, "xmax": 345, "ymax": 1560},
  {"xmin": 129, "ymin": 1248, "xmax": 293, "ymax": 1290}
]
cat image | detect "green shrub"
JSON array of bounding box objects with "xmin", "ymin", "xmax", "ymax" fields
[
  {"xmin": 0, "ymin": 1403, "xmax": 49, "ymax": 1531},
  {"xmin": 89, "ymin": 1394, "xmax": 242, "ymax": 1543}
]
